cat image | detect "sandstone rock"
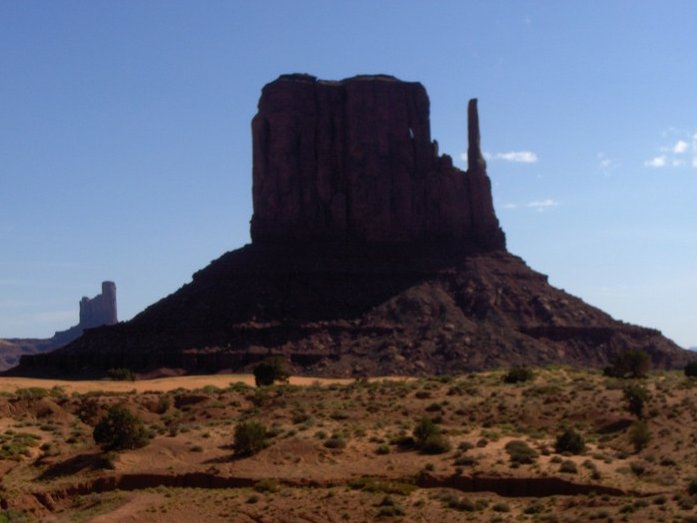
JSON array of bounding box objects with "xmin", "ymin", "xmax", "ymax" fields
[{"xmin": 250, "ymin": 74, "xmax": 505, "ymax": 250}]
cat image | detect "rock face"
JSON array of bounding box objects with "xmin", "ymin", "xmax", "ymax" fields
[
  {"xmin": 7, "ymin": 75, "xmax": 692, "ymax": 378},
  {"xmin": 79, "ymin": 281, "xmax": 118, "ymax": 330},
  {"xmin": 0, "ymin": 281, "xmax": 117, "ymax": 370},
  {"xmin": 251, "ymin": 74, "xmax": 505, "ymax": 250}
]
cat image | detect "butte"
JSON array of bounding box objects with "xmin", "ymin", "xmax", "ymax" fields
[{"xmin": 10, "ymin": 74, "xmax": 690, "ymax": 378}]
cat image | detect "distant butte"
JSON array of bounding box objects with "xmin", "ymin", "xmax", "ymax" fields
[
  {"xmin": 8, "ymin": 75, "xmax": 691, "ymax": 378},
  {"xmin": 0, "ymin": 281, "xmax": 117, "ymax": 371}
]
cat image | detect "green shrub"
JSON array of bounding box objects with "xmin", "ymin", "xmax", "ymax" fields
[
  {"xmin": 559, "ymin": 459, "xmax": 578, "ymax": 473},
  {"xmin": 234, "ymin": 421, "xmax": 268, "ymax": 457},
  {"xmin": 685, "ymin": 361, "xmax": 697, "ymax": 378},
  {"xmin": 93, "ymin": 404, "xmax": 149, "ymax": 451},
  {"xmin": 107, "ymin": 368, "xmax": 135, "ymax": 381},
  {"xmin": 323, "ymin": 436, "xmax": 347, "ymax": 449},
  {"xmin": 604, "ymin": 349, "xmax": 651, "ymax": 379},
  {"xmin": 555, "ymin": 428, "xmax": 585, "ymax": 454},
  {"xmin": 420, "ymin": 433, "xmax": 451, "ymax": 454},
  {"xmin": 505, "ymin": 440, "xmax": 538, "ymax": 464},
  {"xmin": 253, "ymin": 356, "xmax": 289, "ymax": 387},
  {"xmin": 503, "ymin": 367, "xmax": 534, "ymax": 384},
  {"xmin": 412, "ymin": 417, "xmax": 450, "ymax": 454},
  {"xmin": 623, "ymin": 385, "xmax": 649, "ymax": 419},
  {"xmin": 629, "ymin": 420, "xmax": 650, "ymax": 453}
]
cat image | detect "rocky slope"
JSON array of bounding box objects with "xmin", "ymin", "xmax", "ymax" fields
[{"xmin": 10, "ymin": 75, "xmax": 691, "ymax": 377}]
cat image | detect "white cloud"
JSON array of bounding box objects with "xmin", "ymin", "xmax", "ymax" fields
[
  {"xmin": 644, "ymin": 156, "xmax": 667, "ymax": 168},
  {"xmin": 674, "ymin": 140, "xmax": 689, "ymax": 154},
  {"xmin": 693, "ymin": 157, "xmax": 697, "ymax": 168},
  {"xmin": 503, "ymin": 199, "xmax": 559, "ymax": 212},
  {"xmin": 526, "ymin": 199, "xmax": 559, "ymax": 209},
  {"xmin": 495, "ymin": 151, "xmax": 538, "ymax": 163}
]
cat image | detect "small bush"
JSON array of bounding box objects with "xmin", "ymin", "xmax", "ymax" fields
[
  {"xmin": 503, "ymin": 367, "xmax": 534, "ymax": 384},
  {"xmin": 93, "ymin": 404, "xmax": 149, "ymax": 451},
  {"xmin": 233, "ymin": 421, "xmax": 268, "ymax": 457},
  {"xmin": 605, "ymin": 349, "xmax": 651, "ymax": 379},
  {"xmin": 685, "ymin": 361, "xmax": 697, "ymax": 378},
  {"xmin": 253, "ymin": 356, "xmax": 289, "ymax": 387},
  {"xmin": 412, "ymin": 417, "xmax": 450, "ymax": 454},
  {"xmin": 107, "ymin": 368, "xmax": 135, "ymax": 381},
  {"xmin": 623, "ymin": 385, "xmax": 650, "ymax": 419},
  {"xmin": 559, "ymin": 459, "xmax": 578, "ymax": 474},
  {"xmin": 629, "ymin": 420, "xmax": 650, "ymax": 453},
  {"xmin": 420, "ymin": 433, "xmax": 452, "ymax": 455},
  {"xmin": 555, "ymin": 428, "xmax": 585, "ymax": 454},
  {"xmin": 323, "ymin": 436, "xmax": 347, "ymax": 449},
  {"xmin": 505, "ymin": 440, "xmax": 538, "ymax": 464}
]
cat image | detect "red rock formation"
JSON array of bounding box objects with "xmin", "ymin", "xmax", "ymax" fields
[
  {"xmin": 79, "ymin": 281, "xmax": 117, "ymax": 329},
  {"xmin": 250, "ymin": 74, "xmax": 505, "ymax": 250}
]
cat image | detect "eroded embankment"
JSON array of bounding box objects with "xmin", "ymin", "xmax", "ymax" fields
[{"xmin": 31, "ymin": 471, "xmax": 633, "ymax": 510}]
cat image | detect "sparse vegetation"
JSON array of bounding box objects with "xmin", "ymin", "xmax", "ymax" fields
[
  {"xmin": 503, "ymin": 366, "xmax": 534, "ymax": 384},
  {"xmin": 412, "ymin": 417, "xmax": 451, "ymax": 454},
  {"xmin": 604, "ymin": 348, "xmax": 651, "ymax": 379},
  {"xmin": 629, "ymin": 420, "xmax": 650, "ymax": 452},
  {"xmin": 107, "ymin": 368, "xmax": 136, "ymax": 381},
  {"xmin": 623, "ymin": 384, "xmax": 649, "ymax": 419},
  {"xmin": 93, "ymin": 404, "xmax": 149, "ymax": 451},
  {"xmin": 555, "ymin": 428, "xmax": 585, "ymax": 454},
  {"xmin": 253, "ymin": 356, "xmax": 289, "ymax": 387},
  {"xmin": 233, "ymin": 421, "xmax": 268, "ymax": 457},
  {"xmin": 685, "ymin": 361, "xmax": 697, "ymax": 378}
]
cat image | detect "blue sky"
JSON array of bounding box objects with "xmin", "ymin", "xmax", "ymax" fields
[{"xmin": 1, "ymin": 2, "xmax": 696, "ymax": 347}]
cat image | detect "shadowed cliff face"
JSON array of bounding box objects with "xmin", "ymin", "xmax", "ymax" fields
[{"xmin": 250, "ymin": 74, "xmax": 505, "ymax": 250}]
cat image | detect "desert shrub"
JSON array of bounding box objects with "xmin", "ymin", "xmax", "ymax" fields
[
  {"xmin": 154, "ymin": 394, "xmax": 171, "ymax": 414},
  {"xmin": 555, "ymin": 428, "xmax": 586, "ymax": 454},
  {"xmin": 503, "ymin": 366, "xmax": 534, "ymax": 384},
  {"xmin": 15, "ymin": 387, "xmax": 49, "ymax": 399},
  {"xmin": 685, "ymin": 361, "xmax": 697, "ymax": 378},
  {"xmin": 623, "ymin": 385, "xmax": 650, "ymax": 419},
  {"xmin": 604, "ymin": 349, "xmax": 651, "ymax": 379},
  {"xmin": 253, "ymin": 356, "xmax": 289, "ymax": 387},
  {"xmin": 93, "ymin": 404, "xmax": 149, "ymax": 451},
  {"xmin": 505, "ymin": 440, "xmax": 538, "ymax": 464},
  {"xmin": 107, "ymin": 368, "xmax": 135, "ymax": 381},
  {"xmin": 420, "ymin": 433, "xmax": 452, "ymax": 454},
  {"xmin": 233, "ymin": 421, "xmax": 268, "ymax": 457},
  {"xmin": 323, "ymin": 436, "xmax": 347, "ymax": 449},
  {"xmin": 412, "ymin": 417, "xmax": 450, "ymax": 454},
  {"xmin": 629, "ymin": 420, "xmax": 650, "ymax": 453},
  {"xmin": 559, "ymin": 459, "xmax": 578, "ymax": 473},
  {"xmin": 688, "ymin": 478, "xmax": 697, "ymax": 495}
]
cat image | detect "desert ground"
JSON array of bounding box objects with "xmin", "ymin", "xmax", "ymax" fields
[{"xmin": 0, "ymin": 369, "xmax": 696, "ymax": 522}]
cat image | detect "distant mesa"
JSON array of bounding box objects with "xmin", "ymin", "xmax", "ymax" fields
[
  {"xmin": 9, "ymin": 74, "xmax": 691, "ymax": 378},
  {"xmin": 0, "ymin": 281, "xmax": 117, "ymax": 371}
]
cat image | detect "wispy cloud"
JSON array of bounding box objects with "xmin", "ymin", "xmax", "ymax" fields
[
  {"xmin": 646, "ymin": 131, "xmax": 697, "ymax": 170},
  {"xmin": 527, "ymin": 199, "xmax": 559, "ymax": 210},
  {"xmin": 493, "ymin": 151, "xmax": 538, "ymax": 163},
  {"xmin": 597, "ymin": 152, "xmax": 619, "ymax": 175},
  {"xmin": 501, "ymin": 199, "xmax": 559, "ymax": 212}
]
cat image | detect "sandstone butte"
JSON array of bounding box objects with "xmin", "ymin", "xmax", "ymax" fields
[
  {"xmin": 8, "ymin": 74, "xmax": 691, "ymax": 378},
  {"xmin": 0, "ymin": 281, "xmax": 117, "ymax": 371}
]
